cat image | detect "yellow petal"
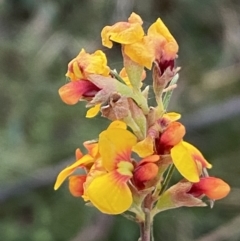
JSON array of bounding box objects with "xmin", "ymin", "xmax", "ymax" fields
[
  {"xmin": 107, "ymin": 120, "xmax": 127, "ymax": 130},
  {"xmin": 163, "ymin": 112, "xmax": 181, "ymax": 122},
  {"xmin": 101, "ymin": 16, "xmax": 144, "ymax": 48},
  {"xmin": 124, "ymin": 36, "xmax": 155, "ymax": 70},
  {"xmin": 86, "ymin": 104, "xmax": 101, "ymax": 118},
  {"xmin": 128, "ymin": 12, "xmax": 143, "ymax": 25},
  {"xmin": 99, "ymin": 128, "xmax": 137, "ymax": 171},
  {"xmin": 82, "ymin": 159, "xmax": 107, "ymax": 201},
  {"xmin": 85, "ymin": 50, "xmax": 110, "ymax": 76},
  {"xmin": 54, "ymin": 154, "xmax": 94, "ymax": 190},
  {"xmin": 66, "ymin": 49, "xmax": 110, "ymax": 81},
  {"xmin": 86, "ymin": 172, "xmax": 132, "ymax": 214},
  {"xmin": 182, "ymin": 141, "xmax": 212, "ymax": 169},
  {"xmin": 132, "ymin": 136, "xmax": 154, "ymax": 158},
  {"xmin": 148, "ymin": 18, "xmax": 178, "ymax": 48},
  {"xmin": 170, "ymin": 141, "xmax": 199, "ymax": 182},
  {"xmin": 148, "ymin": 18, "xmax": 178, "ymax": 61}
]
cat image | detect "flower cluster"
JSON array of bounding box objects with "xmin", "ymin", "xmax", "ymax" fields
[{"xmin": 55, "ymin": 13, "xmax": 230, "ymax": 219}]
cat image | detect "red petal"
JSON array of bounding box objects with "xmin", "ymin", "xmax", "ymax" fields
[{"xmin": 58, "ymin": 80, "xmax": 100, "ymax": 105}]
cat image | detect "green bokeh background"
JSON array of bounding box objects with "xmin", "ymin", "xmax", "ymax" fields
[{"xmin": 0, "ymin": 0, "xmax": 240, "ymax": 240}]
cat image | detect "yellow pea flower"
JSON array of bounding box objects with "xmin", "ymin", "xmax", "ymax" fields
[
  {"xmin": 85, "ymin": 123, "xmax": 137, "ymax": 214},
  {"xmin": 147, "ymin": 18, "xmax": 179, "ymax": 62},
  {"xmin": 59, "ymin": 49, "xmax": 110, "ymax": 117},
  {"xmin": 101, "ymin": 12, "xmax": 144, "ymax": 48},
  {"xmin": 66, "ymin": 49, "xmax": 110, "ymax": 81}
]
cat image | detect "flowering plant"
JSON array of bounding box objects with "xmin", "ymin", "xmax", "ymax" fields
[{"xmin": 54, "ymin": 13, "xmax": 230, "ymax": 241}]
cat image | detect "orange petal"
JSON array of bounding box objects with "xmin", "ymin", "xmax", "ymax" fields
[
  {"xmin": 134, "ymin": 163, "xmax": 158, "ymax": 183},
  {"xmin": 138, "ymin": 155, "xmax": 160, "ymax": 165},
  {"xmin": 75, "ymin": 148, "xmax": 83, "ymax": 160},
  {"xmin": 160, "ymin": 122, "xmax": 186, "ymax": 146},
  {"xmin": 189, "ymin": 177, "xmax": 230, "ymax": 200},
  {"xmin": 86, "ymin": 172, "xmax": 132, "ymax": 214},
  {"xmin": 58, "ymin": 80, "xmax": 100, "ymax": 105},
  {"xmin": 69, "ymin": 175, "xmax": 87, "ymax": 197}
]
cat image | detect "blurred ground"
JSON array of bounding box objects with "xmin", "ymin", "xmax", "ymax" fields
[{"xmin": 0, "ymin": 0, "xmax": 240, "ymax": 240}]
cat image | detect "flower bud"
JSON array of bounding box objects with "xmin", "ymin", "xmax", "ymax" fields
[
  {"xmin": 133, "ymin": 162, "xmax": 158, "ymax": 190},
  {"xmin": 188, "ymin": 177, "xmax": 230, "ymax": 200},
  {"xmin": 160, "ymin": 122, "xmax": 186, "ymax": 147}
]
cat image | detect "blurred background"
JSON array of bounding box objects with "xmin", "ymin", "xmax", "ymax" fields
[{"xmin": 0, "ymin": 0, "xmax": 239, "ymax": 240}]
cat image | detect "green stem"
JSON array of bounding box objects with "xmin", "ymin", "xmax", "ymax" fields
[
  {"xmin": 132, "ymin": 89, "xmax": 149, "ymax": 115},
  {"xmin": 159, "ymin": 164, "xmax": 175, "ymax": 196},
  {"xmin": 155, "ymin": 95, "xmax": 165, "ymax": 119},
  {"xmin": 143, "ymin": 210, "xmax": 151, "ymax": 241},
  {"xmin": 138, "ymin": 194, "xmax": 153, "ymax": 241},
  {"xmin": 124, "ymin": 115, "xmax": 144, "ymax": 140},
  {"xmin": 151, "ymin": 221, "xmax": 154, "ymax": 241}
]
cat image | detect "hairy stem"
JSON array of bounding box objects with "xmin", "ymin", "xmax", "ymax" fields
[{"xmin": 139, "ymin": 194, "xmax": 153, "ymax": 241}]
